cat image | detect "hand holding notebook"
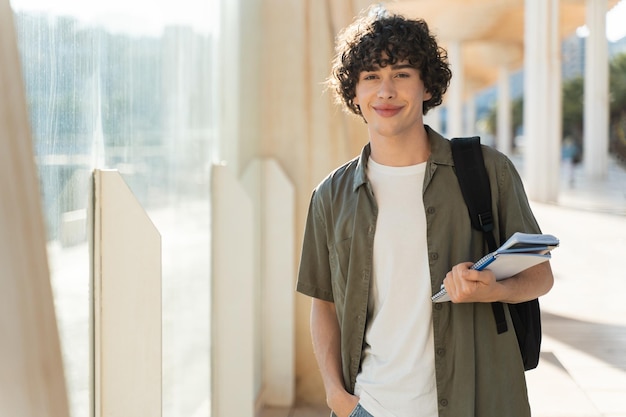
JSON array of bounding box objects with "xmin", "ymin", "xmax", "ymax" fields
[{"xmin": 432, "ymin": 232, "xmax": 559, "ymax": 303}]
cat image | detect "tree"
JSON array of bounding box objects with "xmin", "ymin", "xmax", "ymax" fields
[
  {"xmin": 609, "ymin": 52, "xmax": 626, "ymax": 162},
  {"xmin": 610, "ymin": 52, "xmax": 626, "ymax": 118},
  {"xmin": 561, "ymin": 76, "xmax": 584, "ymax": 150},
  {"xmin": 484, "ymin": 96, "xmax": 523, "ymax": 150}
]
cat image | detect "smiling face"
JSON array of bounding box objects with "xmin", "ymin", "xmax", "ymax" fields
[
  {"xmin": 353, "ymin": 61, "xmax": 432, "ymax": 142},
  {"xmin": 329, "ymin": 12, "xmax": 452, "ymax": 120}
]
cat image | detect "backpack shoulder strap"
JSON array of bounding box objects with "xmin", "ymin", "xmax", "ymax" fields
[
  {"xmin": 450, "ymin": 136, "xmax": 507, "ymax": 334},
  {"xmin": 450, "ymin": 137, "xmax": 497, "ymax": 252}
]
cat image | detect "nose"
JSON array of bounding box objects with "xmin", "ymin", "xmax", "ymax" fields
[{"xmin": 377, "ymin": 77, "xmax": 396, "ymax": 99}]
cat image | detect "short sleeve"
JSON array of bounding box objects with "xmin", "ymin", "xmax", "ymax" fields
[
  {"xmin": 296, "ymin": 190, "xmax": 334, "ymax": 302},
  {"xmin": 494, "ymin": 154, "xmax": 542, "ymax": 242}
]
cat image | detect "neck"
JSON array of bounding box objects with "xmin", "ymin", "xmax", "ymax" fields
[{"xmin": 369, "ymin": 126, "xmax": 430, "ymax": 166}]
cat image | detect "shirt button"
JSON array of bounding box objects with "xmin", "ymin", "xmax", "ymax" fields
[
  {"xmin": 427, "ymin": 207, "xmax": 436, "ymax": 214},
  {"xmin": 434, "ymin": 303, "xmax": 443, "ymax": 310},
  {"xmin": 430, "ymin": 252, "xmax": 439, "ymax": 260},
  {"xmin": 436, "ymin": 348, "xmax": 446, "ymax": 356},
  {"xmin": 439, "ymin": 398, "xmax": 449, "ymax": 407}
]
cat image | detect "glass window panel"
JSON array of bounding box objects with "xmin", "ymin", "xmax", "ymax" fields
[{"xmin": 10, "ymin": 2, "xmax": 217, "ymax": 416}]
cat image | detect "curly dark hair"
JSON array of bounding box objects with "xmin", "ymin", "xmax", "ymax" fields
[{"xmin": 328, "ymin": 7, "xmax": 452, "ymax": 117}]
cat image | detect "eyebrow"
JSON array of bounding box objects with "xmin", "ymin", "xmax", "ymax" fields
[
  {"xmin": 364, "ymin": 63, "xmax": 416, "ymax": 71},
  {"xmin": 390, "ymin": 63, "xmax": 416, "ymax": 70}
]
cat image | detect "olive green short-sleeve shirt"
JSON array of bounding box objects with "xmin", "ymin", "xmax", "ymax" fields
[{"xmin": 296, "ymin": 126, "xmax": 542, "ymax": 417}]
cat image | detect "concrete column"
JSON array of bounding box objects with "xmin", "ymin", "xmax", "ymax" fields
[
  {"xmin": 497, "ymin": 65, "xmax": 513, "ymax": 156},
  {"xmin": 523, "ymin": 0, "xmax": 561, "ymax": 202},
  {"xmin": 546, "ymin": 0, "xmax": 562, "ymax": 198},
  {"xmin": 217, "ymin": 0, "xmax": 242, "ymax": 173},
  {"xmin": 465, "ymin": 97, "xmax": 476, "ymax": 136},
  {"xmin": 447, "ymin": 40, "xmax": 464, "ymax": 138},
  {"xmin": 583, "ymin": 0, "xmax": 609, "ymax": 179},
  {"xmin": 0, "ymin": 1, "xmax": 70, "ymax": 415},
  {"xmin": 424, "ymin": 107, "xmax": 442, "ymax": 133},
  {"xmin": 217, "ymin": 0, "xmax": 263, "ymax": 176}
]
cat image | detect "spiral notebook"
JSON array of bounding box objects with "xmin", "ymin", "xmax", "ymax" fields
[{"xmin": 432, "ymin": 232, "xmax": 559, "ymax": 303}]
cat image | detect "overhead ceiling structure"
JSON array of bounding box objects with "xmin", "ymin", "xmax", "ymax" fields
[{"xmin": 383, "ymin": 0, "xmax": 620, "ymax": 94}]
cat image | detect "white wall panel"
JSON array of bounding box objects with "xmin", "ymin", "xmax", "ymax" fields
[
  {"xmin": 211, "ymin": 163, "xmax": 255, "ymax": 417},
  {"xmin": 92, "ymin": 169, "xmax": 162, "ymax": 417},
  {"xmin": 242, "ymin": 158, "xmax": 296, "ymax": 407}
]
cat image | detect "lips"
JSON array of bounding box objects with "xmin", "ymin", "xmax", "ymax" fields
[{"xmin": 373, "ymin": 104, "xmax": 403, "ymax": 117}]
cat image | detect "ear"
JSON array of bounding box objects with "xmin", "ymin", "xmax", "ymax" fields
[{"xmin": 424, "ymin": 90, "xmax": 433, "ymax": 101}]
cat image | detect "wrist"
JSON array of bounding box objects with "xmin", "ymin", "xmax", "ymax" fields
[
  {"xmin": 326, "ymin": 387, "xmax": 348, "ymax": 408},
  {"xmin": 326, "ymin": 389, "xmax": 358, "ymax": 417}
]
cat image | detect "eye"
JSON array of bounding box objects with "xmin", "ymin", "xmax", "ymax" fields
[
  {"xmin": 361, "ymin": 73, "xmax": 378, "ymax": 81},
  {"xmin": 395, "ymin": 72, "xmax": 410, "ymax": 78}
]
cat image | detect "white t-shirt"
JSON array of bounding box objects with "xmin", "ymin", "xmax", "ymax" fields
[{"xmin": 355, "ymin": 157, "xmax": 437, "ymax": 417}]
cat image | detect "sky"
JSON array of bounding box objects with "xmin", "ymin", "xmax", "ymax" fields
[
  {"xmin": 605, "ymin": 0, "xmax": 626, "ymax": 42},
  {"xmin": 8, "ymin": 0, "xmax": 626, "ymax": 41}
]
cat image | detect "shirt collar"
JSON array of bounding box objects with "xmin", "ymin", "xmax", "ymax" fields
[
  {"xmin": 352, "ymin": 125, "xmax": 454, "ymax": 192},
  {"xmin": 352, "ymin": 143, "xmax": 371, "ymax": 191},
  {"xmin": 426, "ymin": 125, "xmax": 454, "ymax": 167}
]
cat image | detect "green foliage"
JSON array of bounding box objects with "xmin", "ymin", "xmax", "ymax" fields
[
  {"xmin": 610, "ymin": 52, "xmax": 626, "ymax": 118},
  {"xmin": 610, "ymin": 53, "xmax": 626, "ymax": 160},
  {"xmin": 483, "ymin": 96, "xmax": 523, "ymax": 146},
  {"xmin": 562, "ymin": 76, "xmax": 584, "ymax": 143}
]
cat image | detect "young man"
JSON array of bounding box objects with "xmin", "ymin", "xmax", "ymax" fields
[{"xmin": 296, "ymin": 8, "xmax": 553, "ymax": 417}]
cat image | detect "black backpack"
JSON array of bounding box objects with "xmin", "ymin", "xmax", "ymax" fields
[{"xmin": 450, "ymin": 136, "xmax": 542, "ymax": 371}]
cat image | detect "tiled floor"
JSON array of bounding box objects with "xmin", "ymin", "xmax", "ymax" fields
[{"xmin": 265, "ymin": 158, "xmax": 626, "ymax": 417}]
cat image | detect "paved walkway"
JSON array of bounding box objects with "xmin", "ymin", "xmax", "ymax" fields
[
  {"xmin": 265, "ymin": 157, "xmax": 626, "ymax": 417},
  {"xmin": 525, "ymin": 156, "xmax": 626, "ymax": 417}
]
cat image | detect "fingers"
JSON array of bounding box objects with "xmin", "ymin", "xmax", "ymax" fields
[{"xmin": 443, "ymin": 262, "xmax": 495, "ymax": 303}]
